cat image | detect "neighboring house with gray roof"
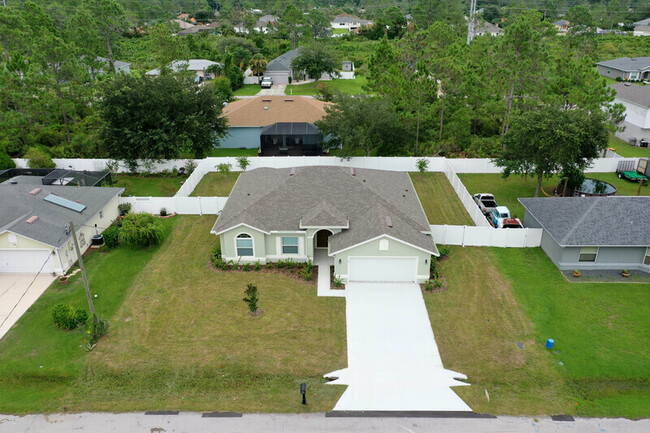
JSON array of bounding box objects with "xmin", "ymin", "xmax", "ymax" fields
[
  {"xmin": 519, "ymin": 197, "xmax": 650, "ymax": 274},
  {"xmin": 596, "ymin": 57, "xmax": 650, "ymax": 81},
  {"xmin": 146, "ymin": 59, "xmax": 221, "ymax": 81},
  {"xmin": 475, "ymin": 20, "xmax": 503, "ymax": 36},
  {"xmin": 609, "ymin": 82, "xmax": 650, "ymax": 143},
  {"xmin": 211, "ymin": 166, "xmax": 438, "ymax": 283},
  {"xmin": 263, "ymin": 47, "xmax": 303, "ymax": 84},
  {"xmin": 0, "ymin": 183, "xmax": 123, "ymax": 275}
]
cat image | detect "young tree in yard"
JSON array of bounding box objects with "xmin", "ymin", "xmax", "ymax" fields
[
  {"xmin": 99, "ymin": 73, "xmax": 227, "ymax": 165},
  {"xmin": 291, "ymin": 45, "xmax": 338, "ymax": 84},
  {"xmin": 243, "ymin": 283, "xmax": 259, "ymax": 314},
  {"xmin": 495, "ymin": 107, "xmax": 609, "ymax": 197}
]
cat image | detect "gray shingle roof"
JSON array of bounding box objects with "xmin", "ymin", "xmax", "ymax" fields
[
  {"xmin": 266, "ymin": 47, "xmax": 303, "ymax": 72},
  {"xmin": 213, "ymin": 166, "xmax": 437, "ymax": 255},
  {"xmin": 633, "ymin": 18, "xmax": 650, "ymax": 26},
  {"xmin": 610, "ymin": 82, "xmax": 650, "ymax": 108},
  {"xmin": 596, "ymin": 57, "xmax": 650, "ymax": 72},
  {"xmin": 518, "ymin": 196, "xmax": 650, "ymax": 247},
  {"xmin": 0, "ymin": 184, "xmax": 123, "ymax": 248}
]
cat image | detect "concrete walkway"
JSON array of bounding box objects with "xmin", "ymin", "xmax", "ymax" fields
[
  {"xmin": 0, "ymin": 273, "xmax": 56, "ymax": 340},
  {"xmin": 0, "ymin": 413, "xmax": 647, "ymax": 433},
  {"xmin": 314, "ymin": 249, "xmax": 345, "ymax": 298},
  {"xmin": 326, "ymin": 282, "xmax": 471, "ymax": 411}
]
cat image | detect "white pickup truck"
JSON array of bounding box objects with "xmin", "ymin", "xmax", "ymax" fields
[{"xmin": 473, "ymin": 193, "xmax": 498, "ymax": 215}]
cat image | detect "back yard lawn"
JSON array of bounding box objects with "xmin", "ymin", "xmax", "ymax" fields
[
  {"xmin": 285, "ymin": 76, "xmax": 368, "ymax": 95},
  {"xmin": 459, "ymin": 173, "xmax": 649, "ymax": 219},
  {"xmin": 410, "ymin": 173, "xmax": 474, "ymax": 226},
  {"xmin": 609, "ymin": 136, "xmax": 650, "ymax": 158},
  {"xmin": 426, "ymin": 246, "xmax": 650, "ymax": 418},
  {"xmin": 113, "ymin": 175, "xmax": 185, "ymax": 197},
  {"xmin": 209, "ymin": 148, "xmax": 259, "ymax": 157},
  {"xmin": 190, "ymin": 172, "xmax": 240, "ymax": 197}
]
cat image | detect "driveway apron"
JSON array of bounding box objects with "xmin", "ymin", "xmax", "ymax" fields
[
  {"xmin": 326, "ymin": 282, "xmax": 472, "ymax": 411},
  {"xmin": 0, "ymin": 273, "xmax": 55, "ymax": 340}
]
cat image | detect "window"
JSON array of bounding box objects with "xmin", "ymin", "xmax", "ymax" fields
[
  {"xmin": 236, "ymin": 233, "xmax": 254, "ymax": 256},
  {"xmin": 644, "ymin": 248, "xmax": 650, "ymax": 266},
  {"xmin": 282, "ymin": 237, "xmax": 298, "ymax": 254},
  {"xmin": 630, "ymin": 72, "xmax": 639, "ymax": 80},
  {"xmin": 579, "ymin": 247, "xmax": 598, "ymax": 262}
]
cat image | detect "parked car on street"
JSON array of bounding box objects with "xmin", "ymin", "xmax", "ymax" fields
[
  {"xmin": 260, "ymin": 77, "xmax": 273, "ymax": 88},
  {"xmin": 473, "ymin": 193, "xmax": 498, "ymax": 215},
  {"xmin": 488, "ymin": 206, "xmax": 512, "ymax": 228}
]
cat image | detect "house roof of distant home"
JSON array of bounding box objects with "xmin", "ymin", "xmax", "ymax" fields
[
  {"xmin": 222, "ymin": 96, "xmax": 330, "ymax": 127},
  {"xmin": 634, "ymin": 25, "xmax": 650, "ymax": 34},
  {"xmin": 610, "ymin": 82, "xmax": 650, "ymax": 108},
  {"xmin": 519, "ymin": 197, "xmax": 650, "ymax": 247},
  {"xmin": 172, "ymin": 18, "xmax": 195, "ymax": 29},
  {"xmin": 0, "ymin": 184, "xmax": 123, "ymax": 248},
  {"xmin": 596, "ymin": 57, "xmax": 650, "ymax": 72},
  {"xmin": 146, "ymin": 59, "xmax": 220, "ymax": 76},
  {"xmin": 332, "ymin": 13, "xmax": 361, "ymax": 24},
  {"xmin": 96, "ymin": 56, "xmax": 130, "ymax": 70},
  {"xmin": 212, "ymin": 166, "xmax": 437, "ymax": 255},
  {"xmin": 633, "ymin": 18, "xmax": 650, "ymax": 27},
  {"xmin": 178, "ymin": 26, "xmax": 201, "ymax": 35},
  {"xmin": 476, "ymin": 20, "xmax": 503, "ymax": 34},
  {"xmin": 257, "ymin": 15, "xmax": 277, "ymax": 23},
  {"xmin": 266, "ymin": 47, "xmax": 303, "ymax": 72},
  {"xmin": 553, "ymin": 20, "xmax": 570, "ymax": 26}
]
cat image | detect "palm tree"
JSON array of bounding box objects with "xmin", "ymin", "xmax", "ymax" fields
[{"xmin": 249, "ymin": 54, "xmax": 268, "ymax": 84}]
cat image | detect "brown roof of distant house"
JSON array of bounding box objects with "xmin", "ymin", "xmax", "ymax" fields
[{"xmin": 222, "ymin": 96, "xmax": 331, "ymax": 127}]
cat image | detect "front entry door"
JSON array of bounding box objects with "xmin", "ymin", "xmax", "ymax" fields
[{"xmin": 316, "ymin": 230, "xmax": 330, "ymax": 248}]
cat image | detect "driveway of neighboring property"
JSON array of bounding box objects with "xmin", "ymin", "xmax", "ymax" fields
[
  {"xmin": 0, "ymin": 273, "xmax": 56, "ymax": 340},
  {"xmin": 326, "ymin": 282, "xmax": 472, "ymax": 411},
  {"xmin": 258, "ymin": 83, "xmax": 287, "ymax": 96}
]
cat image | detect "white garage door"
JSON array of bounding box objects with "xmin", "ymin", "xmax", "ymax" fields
[
  {"xmin": 348, "ymin": 257, "xmax": 418, "ymax": 283},
  {"xmin": 0, "ymin": 249, "xmax": 55, "ymax": 274}
]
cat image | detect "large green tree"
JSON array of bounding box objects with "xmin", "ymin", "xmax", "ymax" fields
[
  {"xmin": 99, "ymin": 73, "xmax": 227, "ymax": 164},
  {"xmin": 291, "ymin": 45, "xmax": 338, "ymax": 83}
]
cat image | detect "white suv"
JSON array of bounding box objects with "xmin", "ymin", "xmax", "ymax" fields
[{"xmin": 260, "ymin": 77, "xmax": 273, "ymax": 88}]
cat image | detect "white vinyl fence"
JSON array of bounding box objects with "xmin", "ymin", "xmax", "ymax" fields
[
  {"xmin": 119, "ymin": 196, "xmax": 227, "ymax": 215},
  {"xmin": 431, "ymin": 225, "xmax": 543, "ymax": 247},
  {"xmin": 441, "ymin": 160, "xmax": 492, "ymax": 228}
]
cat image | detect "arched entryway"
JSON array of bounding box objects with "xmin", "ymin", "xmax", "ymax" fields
[{"xmin": 314, "ymin": 229, "xmax": 332, "ymax": 249}]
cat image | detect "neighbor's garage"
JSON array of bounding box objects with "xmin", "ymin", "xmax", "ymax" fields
[
  {"xmin": 0, "ymin": 249, "xmax": 55, "ymax": 274},
  {"xmin": 348, "ymin": 257, "xmax": 418, "ymax": 283}
]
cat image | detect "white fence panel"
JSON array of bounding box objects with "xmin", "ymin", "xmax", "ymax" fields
[
  {"xmin": 119, "ymin": 196, "xmax": 227, "ymax": 215},
  {"xmin": 431, "ymin": 225, "xmax": 543, "ymax": 247}
]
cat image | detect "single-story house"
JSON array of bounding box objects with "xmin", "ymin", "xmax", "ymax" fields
[
  {"xmin": 146, "ymin": 59, "xmax": 221, "ymax": 81},
  {"xmin": 633, "ymin": 18, "xmax": 650, "ymax": 36},
  {"xmin": 87, "ymin": 56, "xmax": 130, "ymax": 78},
  {"xmin": 211, "ymin": 166, "xmax": 438, "ymax": 284},
  {"xmin": 172, "ymin": 18, "xmax": 195, "ymax": 30},
  {"xmin": 255, "ymin": 15, "xmax": 278, "ymax": 33},
  {"xmin": 263, "ymin": 47, "xmax": 303, "ymax": 84},
  {"xmin": 219, "ymin": 96, "xmax": 329, "ymax": 149},
  {"xmin": 609, "ymin": 82, "xmax": 650, "ymax": 144},
  {"xmin": 0, "ymin": 183, "xmax": 123, "ymax": 275},
  {"xmin": 330, "ymin": 13, "xmax": 373, "ymax": 31},
  {"xmin": 596, "ymin": 57, "xmax": 650, "ymax": 81},
  {"xmin": 475, "ymin": 20, "xmax": 503, "ymax": 36},
  {"xmin": 519, "ymin": 197, "xmax": 650, "ymax": 274},
  {"xmin": 553, "ymin": 20, "xmax": 570, "ymax": 33}
]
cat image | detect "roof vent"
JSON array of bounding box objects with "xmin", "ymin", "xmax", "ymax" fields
[
  {"xmin": 350, "ymin": 168, "xmax": 355, "ymax": 176},
  {"xmin": 10, "ymin": 181, "xmax": 17, "ymax": 185},
  {"xmin": 284, "ymin": 98, "xmax": 294, "ymax": 102},
  {"xmin": 29, "ymin": 188, "xmax": 42, "ymax": 195},
  {"xmin": 289, "ymin": 167, "xmax": 296, "ymax": 176},
  {"xmin": 262, "ymin": 98, "xmax": 272, "ymax": 102},
  {"xmin": 26, "ymin": 216, "xmax": 39, "ymax": 224},
  {"xmin": 264, "ymin": 106, "xmax": 269, "ymax": 110},
  {"xmin": 385, "ymin": 216, "xmax": 393, "ymax": 228}
]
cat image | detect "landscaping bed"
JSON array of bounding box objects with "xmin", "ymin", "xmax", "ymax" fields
[
  {"xmin": 409, "ymin": 172, "xmax": 474, "ymax": 226},
  {"xmin": 189, "ymin": 172, "xmax": 240, "ymax": 197}
]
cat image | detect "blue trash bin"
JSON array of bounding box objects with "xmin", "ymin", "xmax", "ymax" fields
[{"xmin": 545, "ymin": 339, "xmax": 554, "ymax": 349}]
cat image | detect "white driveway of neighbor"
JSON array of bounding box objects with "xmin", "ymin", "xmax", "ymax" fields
[
  {"xmin": 326, "ymin": 282, "xmax": 471, "ymax": 411},
  {"xmin": 0, "ymin": 273, "xmax": 56, "ymax": 340}
]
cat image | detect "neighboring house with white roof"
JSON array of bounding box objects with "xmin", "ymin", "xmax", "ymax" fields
[
  {"xmin": 0, "ymin": 180, "xmax": 123, "ymax": 276},
  {"xmin": 211, "ymin": 166, "xmax": 438, "ymax": 284},
  {"xmin": 474, "ymin": 20, "xmax": 503, "ymax": 36},
  {"xmin": 609, "ymin": 82, "xmax": 650, "ymax": 144},
  {"xmin": 145, "ymin": 59, "xmax": 221, "ymax": 81},
  {"xmin": 331, "ymin": 13, "xmax": 373, "ymax": 31},
  {"xmin": 255, "ymin": 15, "xmax": 278, "ymax": 33},
  {"xmin": 596, "ymin": 57, "xmax": 650, "ymax": 81},
  {"xmin": 89, "ymin": 56, "xmax": 130, "ymax": 77}
]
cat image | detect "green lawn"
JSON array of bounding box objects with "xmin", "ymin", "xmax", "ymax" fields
[
  {"xmin": 610, "ymin": 135, "xmax": 650, "ymax": 158},
  {"xmin": 426, "ymin": 246, "xmax": 650, "ymax": 418},
  {"xmin": 459, "ymin": 173, "xmax": 650, "ymax": 219},
  {"xmin": 113, "ymin": 175, "xmax": 185, "ymax": 197},
  {"xmin": 233, "ymin": 84, "xmax": 261, "ymax": 96},
  {"xmin": 65, "ymin": 216, "xmax": 347, "ymax": 412},
  {"xmin": 332, "ymin": 28, "xmax": 349, "ymax": 34},
  {"xmin": 409, "ymin": 172, "xmax": 473, "ymax": 225},
  {"xmin": 0, "ymin": 218, "xmax": 178, "ymax": 414},
  {"xmin": 190, "ymin": 172, "xmax": 240, "ymax": 196},
  {"xmin": 209, "ymin": 148, "xmax": 259, "ymax": 157},
  {"xmin": 285, "ymin": 76, "xmax": 368, "ymax": 95}
]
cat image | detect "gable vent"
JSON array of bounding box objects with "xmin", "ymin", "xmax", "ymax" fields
[
  {"xmin": 385, "ymin": 216, "xmax": 393, "ymax": 228},
  {"xmin": 289, "ymin": 167, "xmax": 296, "ymax": 176},
  {"xmin": 350, "ymin": 167, "xmax": 355, "ymax": 176},
  {"xmin": 26, "ymin": 216, "xmax": 39, "ymax": 224},
  {"xmin": 29, "ymin": 188, "xmax": 42, "ymax": 195}
]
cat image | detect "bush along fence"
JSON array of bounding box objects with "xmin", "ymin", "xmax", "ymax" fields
[{"xmin": 210, "ymin": 247, "xmax": 314, "ymax": 281}]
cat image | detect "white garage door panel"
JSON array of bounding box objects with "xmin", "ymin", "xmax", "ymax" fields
[
  {"xmin": 0, "ymin": 250, "xmax": 55, "ymax": 274},
  {"xmin": 348, "ymin": 257, "xmax": 417, "ymax": 282}
]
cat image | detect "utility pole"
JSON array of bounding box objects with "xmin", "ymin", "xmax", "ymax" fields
[
  {"xmin": 70, "ymin": 221, "xmax": 97, "ymax": 322},
  {"xmin": 467, "ymin": 0, "xmax": 477, "ymax": 45}
]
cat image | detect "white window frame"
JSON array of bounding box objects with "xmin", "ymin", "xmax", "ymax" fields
[
  {"xmin": 629, "ymin": 72, "xmax": 639, "ymax": 80},
  {"xmin": 235, "ymin": 233, "xmax": 254, "ymax": 257},
  {"xmin": 643, "ymin": 247, "xmax": 650, "ymax": 266},
  {"xmin": 579, "ymin": 246, "xmax": 598, "ymax": 263},
  {"xmin": 281, "ymin": 236, "xmax": 299, "ymax": 255}
]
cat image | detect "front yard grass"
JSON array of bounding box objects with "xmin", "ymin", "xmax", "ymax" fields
[
  {"xmin": 66, "ymin": 216, "xmax": 347, "ymax": 412},
  {"xmin": 426, "ymin": 246, "xmax": 650, "ymax": 418},
  {"xmin": 233, "ymin": 84, "xmax": 261, "ymax": 96},
  {"xmin": 113, "ymin": 174, "xmax": 185, "ymax": 197},
  {"xmin": 285, "ymin": 76, "xmax": 368, "ymax": 95},
  {"xmin": 190, "ymin": 172, "xmax": 240, "ymax": 196},
  {"xmin": 0, "ymin": 218, "xmax": 178, "ymax": 414},
  {"xmin": 410, "ymin": 172, "xmax": 474, "ymax": 226}
]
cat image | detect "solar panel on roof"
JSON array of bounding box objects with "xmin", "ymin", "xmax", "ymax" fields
[{"xmin": 43, "ymin": 194, "xmax": 86, "ymax": 213}]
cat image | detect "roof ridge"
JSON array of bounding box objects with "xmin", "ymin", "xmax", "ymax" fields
[{"xmin": 560, "ymin": 198, "xmax": 601, "ymax": 245}]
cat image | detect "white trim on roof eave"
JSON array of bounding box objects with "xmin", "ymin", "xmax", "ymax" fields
[
  {"xmin": 330, "ymin": 233, "xmax": 438, "ymax": 256},
  {"xmin": 213, "ymin": 222, "xmax": 270, "ymax": 236},
  {"xmin": 299, "ymin": 224, "xmax": 349, "ymax": 229},
  {"xmin": 0, "ymin": 229, "xmax": 62, "ymax": 249}
]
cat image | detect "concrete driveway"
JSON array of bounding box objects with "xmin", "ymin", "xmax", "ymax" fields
[
  {"xmin": 0, "ymin": 273, "xmax": 56, "ymax": 340},
  {"xmin": 326, "ymin": 282, "xmax": 471, "ymax": 411},
  {"xmin": 258, "ymin": 83, "xmax": 287, "ymax": 96}
]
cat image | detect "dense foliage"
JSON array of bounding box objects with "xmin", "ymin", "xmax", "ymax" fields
[
  {"xmin": 119, "ymin": 213, "xmax": 165, "ymax": 248},
  {"xmin": 52, "ymin": 303, "xmax": 89, "ymax": 330}
]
